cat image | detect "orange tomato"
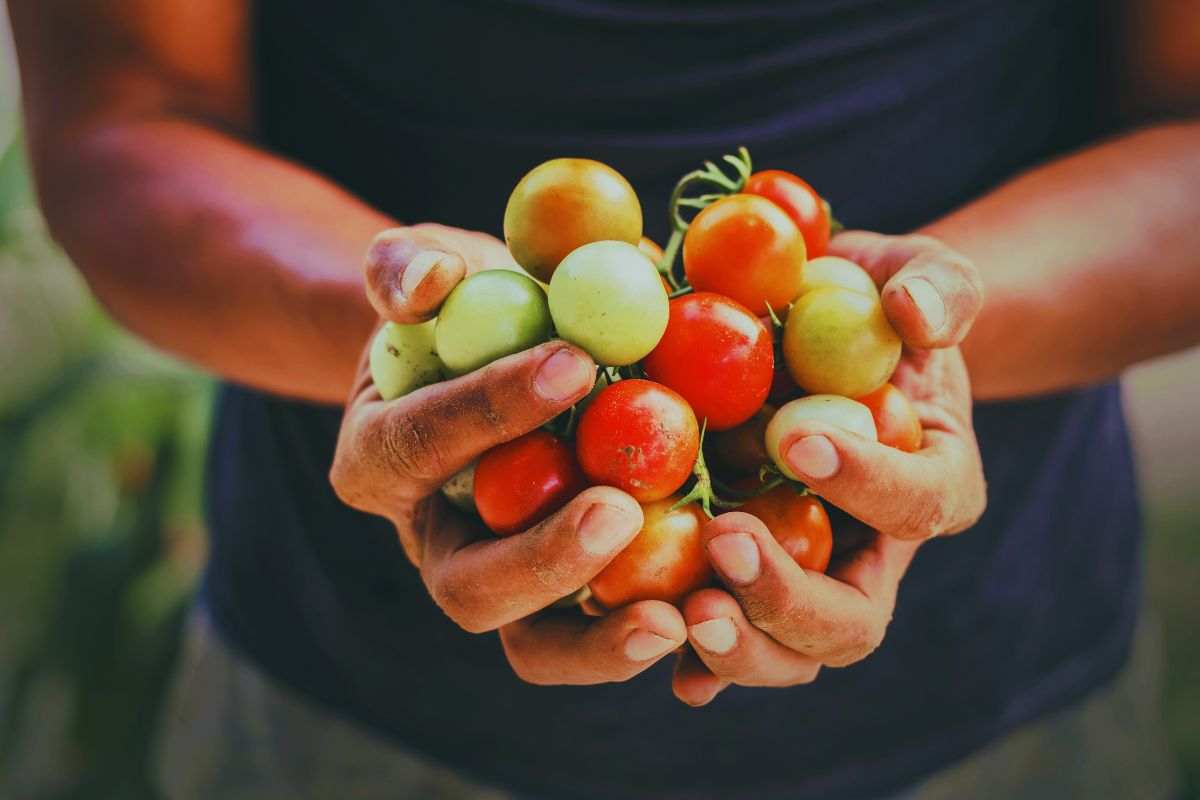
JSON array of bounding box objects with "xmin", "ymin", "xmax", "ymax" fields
[
  {"xmin": 683, "ymin": 194, "xmax": 807, "ymax": 314},
  {"xmin": 856, "ymin": 382, "xmax": 923, "ymax": 452},
  {"xmin": 738, "ymin": 485, "xmax": 833, "ymax": 573},
  {"xmin": 589, "ymin": 497, "xmax": 713, "ymax": 608}
]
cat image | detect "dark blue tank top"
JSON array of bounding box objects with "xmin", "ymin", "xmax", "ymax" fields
[{"xmin": 203, "ymin": 2, "xmax": 1140, "ymax": 797}]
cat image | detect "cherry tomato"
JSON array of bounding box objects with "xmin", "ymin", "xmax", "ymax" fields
[
  {"xmin": 642, "ymin": 292, "xmax": 773, "ymax": 431},
  {"xmin": 474, "ymin": 431, "xmax": 587, "ymax": 536},
  {"xmin": 575, "ymin": 379, "xmax": 699, "ymax": 502},
  {"xmin": 798, "ymin": 256, "xmax": 878, "ymax": 299},
  {"xmin": 435, "ymin": 270, "xmax": 552, "ymax": 376},
  {"xmin": 765, "ymin": 395, "xmax": 878, "ymax": 481},
  {"xmin": 782, "ymin": 286, "xmax": 901, "ymax": 397},
  {"xmin": 709, "ymin": 404, "xmax": 773, "ymax": 478},
  {"xmin": 738, "ymin": 485, "xmax": 833, "ymax": 573},
  {"xmin": 548, "ymin": 241, "xmax": 669, "ymax": 366},
  {"xmin": 504, "ymin": 158, "xmax": 642, "ymax": 282},
  {"xmin": 744, "ymin": 170, "xmax": 831, "ymax": 259},
  {"xmin": 856, "ymin": 382, "xmax": 923, "ymax": 452},
  {"xmin": 588, "ymin": 497, "xmax": 712, "ymax": 608},
  {"xmin": 369, "ymin": 320, "xmax": 442, "ymax": 401},
  {"xmin": 683, "ymin": 194, "xmax": 807, "ymax": 314}
]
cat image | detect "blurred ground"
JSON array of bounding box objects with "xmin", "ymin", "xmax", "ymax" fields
[{"xmin": 0, "ymin": 8, "xmax": 1196, "ymax": 799}]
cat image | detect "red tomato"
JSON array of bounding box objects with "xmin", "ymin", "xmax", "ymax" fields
[
  {"xmin": 589, "ymin": 497, "xmax": 713, "ymax": 608},
  {"xmin": 738, "ymin": 484, "xmax": 833, "ymax": 573},
  {"xmin": 855, "ymin": 382, "xmax": 923, "ymax": 452},
  {"xmin": 575, "ymin": 379, "xmax": 699, "ymax": 502},
  {"xmin": 638, "ymin": 236, "xmax": 673, "ymax": 295},
  {"xmin": 683, "ymin": 194, "xmax": 807, "ymax": 314},
  {"xmin": 744, "ymin": 170, "xmax": 832, "ymax": 259},
  {"xmin": 642, "ymin": 292, "xmax": 773, "ymax": 431},
  {"xmin": 474, "ymin": 430, "xmax": 587, "ymax": 536}
]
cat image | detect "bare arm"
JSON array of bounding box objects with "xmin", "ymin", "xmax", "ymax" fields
[
  {"xmin": 934, "ymin": 122, "xmax": 1200, "ymax": 400},
  {"xmin": 10, "ymin": 0, "xmax": 395, "ymax": 402},
  {"xmin": 930, "ymin": 0, "xmax": 1200, "ymax": 400}
]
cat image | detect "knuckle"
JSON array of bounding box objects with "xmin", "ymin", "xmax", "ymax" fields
[
  {"xmin": 827, "ymin": 615, "xmax": 888, "ymax": 667},
  {"xmin": 787, "ymin": 664, "xmax": 822, "ymax": 686},
  {"xmin": 378, "ymin": 411, "xmax": 448, "ymax": 483},
  {"xmin": 429, "ymin": 575, "xmax": 491, "ymax": 634}
]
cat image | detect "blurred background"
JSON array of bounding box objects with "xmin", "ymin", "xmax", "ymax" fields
[{"xmin": 0, "ymin": 8, "xmax": 1196, "ymax": 800}]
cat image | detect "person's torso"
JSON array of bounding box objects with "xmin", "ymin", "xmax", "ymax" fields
[{"xmin": 202, "ymin": 3, "xmax": 1140, "ymax": 798}]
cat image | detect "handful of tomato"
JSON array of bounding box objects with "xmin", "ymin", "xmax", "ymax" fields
[{"xmin": 369, "ymin": 150, "xmax": 923, "ymax": 611}]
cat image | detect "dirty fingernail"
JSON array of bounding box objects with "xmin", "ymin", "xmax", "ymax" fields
[
  {"xmin": 535, "ymin": 348, "xmax": 594, "ymax": 402},
  {"xmin": 786, "ymin": 435, "xmax": 840, "ymax": 480},
  {"xmin": 578, "ymin": 503, "xmax": 641, "ymax": 556},
  {"xmin": 399, "ymin": 250, "xmax": 446, "ymax": 298},
  {"xmin": 625, "ymin": 630, "xmax": 677, "ymax": 662},
  {"xmin": 689, "ymin": 618, "xmax": 737, "ymax": 655},
  {"xmin": 903, "ymin": 277, "xmax": 946, "ymax": 332},
  {"xmin": 707, "ymin": 533, "xmax": 761, "ymax": 585}
]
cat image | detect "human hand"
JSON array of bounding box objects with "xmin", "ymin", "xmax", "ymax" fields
[
  {"xmin": 673, "ymin": 232, "xmax": 987, "ymax": 704},
  {"xmin": 331, "ymin": 227, "xmax": 689, "ymax": 685}
]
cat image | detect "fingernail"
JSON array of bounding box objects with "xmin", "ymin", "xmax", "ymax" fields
[
  {"xmin": 535, "ymin": 349, "xmax": 593, "ymax": 402},
  {"xmin": 903, "ymin": 277, "xmax": 946, "ymax": 332},
  {"xmin": 689, "ymin": 618, "xmax": 737, "ymax": 655},
  {"xmin": 786, "ymin": 435, "xmax": 840, "ymax": 480},
  {"xmin": 707, "ymin": 533, "xmax": 761, "ymax": 585},
  {"xmin": 399, "ymin": 250, "xmax": 446, "ymax": 298},
  {"xmin": 624, "ymin": 630, "xmax": 677, "ymax": 661},
  {"xmin": 578, "ymin": 503, "xmax": 641, "ymax": 556}
]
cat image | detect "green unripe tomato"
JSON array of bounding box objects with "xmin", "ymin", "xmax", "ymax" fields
[
  {"xmin": 765, "ymin": 395, "xmax": 878, "ymax": 481},
  {"xmin": 798, "ymin": 256, "xmax": 879, "ymax": 299},
  {"xmin": 782, "ymin": 286, "xmax": 901, "ymax": 397},
  {"xmin": 369, "ymin": 320, "xmax": 442, "ymax": 401},
  {"xmin": 435, "ymin": 269, "xmax": 552, "ymax": 376},
  {"xmin": 504, "ymin": 158, "xmax": 643, "ymax": 283},
  {"xmin": 548, "ymin": 240, "xmax": 669, "ymax": 366}
]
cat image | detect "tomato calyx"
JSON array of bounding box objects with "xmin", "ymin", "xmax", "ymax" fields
[
  {"xmin": 823, "ymin": 198, "xmax": 845, "ymax": 237},
  {"xmin": 671, "ymin": 421, "xmax": 740, "ymax": 518},
  {"xmin": 656, "ymin": 147, "xmax": 754, "ymax": 291}
]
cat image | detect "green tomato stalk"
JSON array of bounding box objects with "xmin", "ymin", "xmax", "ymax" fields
[{"xmin": 655, "ymin": 147, "xmax": 754, "ymax": 291}]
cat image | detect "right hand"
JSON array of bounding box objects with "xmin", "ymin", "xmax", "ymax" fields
[{"xmin": 330, "ymin": 226, "xmax": 688, "ymax": 684}]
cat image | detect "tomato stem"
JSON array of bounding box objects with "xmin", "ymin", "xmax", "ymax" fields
[
  {"xmin": 657, "ymin": 147, "xmax": 754, "ymax": 293},
  {"xmin": 824, "ymin": 198, "xmax": 846, "ymax": 236},
  {"xmin": 672, "ymin": 420, "xmax": 740, "ymax": 518}
]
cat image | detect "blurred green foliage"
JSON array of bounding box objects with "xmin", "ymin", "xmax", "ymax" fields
[{"xmin": 0, "ymin": 130, "xmax": 212, "ymax": 799}]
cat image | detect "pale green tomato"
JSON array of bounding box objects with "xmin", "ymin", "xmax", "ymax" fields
[
  {"xmin": 782, "ymin": 286, "xmax": 901, "ymax": 397},
  {"xmin": 548, "ymin": 240, "xmax": 668, "ymax": 366},
  {"xmin": 369, "ymin": 320, "xmax": 442, "ymax": 401},
  {"xmin": 799, "ymin": 256, "xmax": 879, "ymax": 298},
  {"xmin": 435, "ymin": 269, "xmax": 552, "ymax": 376},
  {"xmin": 766, "ymin": 395, "xmax": 878, "ymax": 480},
  {"xmin": 440, "ymin": 461, "xmax": 477, "ymax": 514}
]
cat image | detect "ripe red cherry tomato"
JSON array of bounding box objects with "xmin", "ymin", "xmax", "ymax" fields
[
  {"xmin": 642, "ymin": 292, "xmax": 773, "ymax": 431},
  {"xmin": 744, "ymin": 170, "xmax": 832, "ymax": 259},
  {"xmin": 575, "ymin": 379, "xmax": 699, "ymax": 502},
  {"xmin": 589, "ymin": 497, "xmax": 712, "ymax": 608},
  {"xmin": 738, "ymin": 484, "xmax": 833, "ymax": 573},
  {"xmin": 856, "ymin": 382, "xmax": 923, "ymax": 452},
  {"xmin": 474, "ymin": 430, "xmax": 587, "ymax": 536},
  {"xmin": 683, "ymin": 194, "xmax": 807, "ymax": 314}
]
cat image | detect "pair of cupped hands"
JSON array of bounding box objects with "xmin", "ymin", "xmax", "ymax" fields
[{"xmin": 331, "ymin": 223, "xmax": 986, "ymax": 706}]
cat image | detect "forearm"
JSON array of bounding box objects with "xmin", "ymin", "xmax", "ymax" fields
[
  {"xmin": 34, "ymin": 116, "xmax": 390, "ymax": 403},
  {"xmin": 924, "ymin": 121, "xmax": 1200, "ymax": 401}
]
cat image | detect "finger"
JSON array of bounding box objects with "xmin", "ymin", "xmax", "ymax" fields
[
  {"xmin": 681, "ymin": 589, "xmax": 821, "ymax": 687},
  {"xmin": 364, "ymin": 229, "xmax": 467, "ymax": 323},
  {"xmin": 702, "ymin": 512, "xmax": 913, "ymax": 666},
  {"xmin": 421, "ymin": 486, "xmax": 645, "ymax": 632},
  {"xmin": 347, "ymin": 341, "xmax": 595, "ymax": 495},
  {"xmin": 671, "ymin": 647, "xmax": 729, "ymax": 707},
  {"xmin": 828, "ymin": 231, "xmax": 984, "ymax": 349},
  {"xmin": 771, "ymin": 417, "xmax": 986, "ymax": 540},
  {"xmin": 499, "ymin": 600, "xmax": 686, "ymax": 685}
]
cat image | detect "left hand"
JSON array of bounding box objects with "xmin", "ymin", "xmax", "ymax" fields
[{"xmin": 672, "ymin": 231, "xmax": 988, "ymax": 705}]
